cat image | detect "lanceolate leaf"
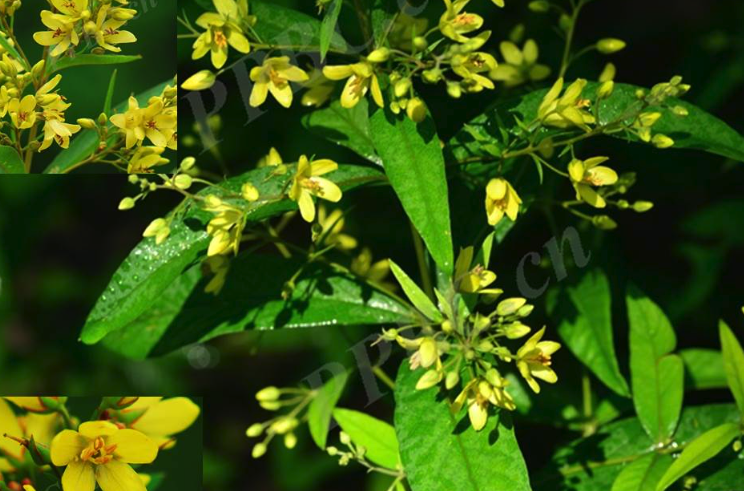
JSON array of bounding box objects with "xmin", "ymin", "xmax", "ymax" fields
[
  {"xmin": 547, "ymin": 269, "xmax": 630, "ymax": 397},
  {"xmin": 449, "ymin": 82, "xmax": 744, "ymax": 163},
  {"xmin": 370, "ymin": 108, "xmax": 454, "ymax": 275},
  {"xmin": 308, "ymin": 371, "xmax": 349, "ymax": 449},
  {"xmin": 47, "ymin": 54, "xmax": 142, "ymax": 73},
  {"xmin": 394, "ymin": 364, "xmax": 531, "ymax": 491},
  {"xmin": 388, "ymin": 260, "xmax": 442, "ymax": 323},
  {"xmin": 655, "ymin": 423, "xmax": 741, "ymax": 491},
  {"xmin": 0, "ymin": 146, "xmax": 25, "ymax": 174},
  {"xmin": 534, "ymin": 404, "xmax": 741, "ymax": 491},
  {"xmin": 719, "ymin": 320, "xmax": 744, "ymax": 417},
  {"xmin": 302, "ymin": 98, "xmax": 382, "ymax": 166},
  {"xmin": 99, "ymin": 254, "xmax": 412, "ymax": 358},
  {"xmin": 45, "ymin": 80, "xmax": 172, "ymax": 174},
  {"xmin": 333, "ymin": 408, "xmax": 400, "ymax": 470},
  {"xmin": 80, "ymin": 164, "xmax": 387, "ymax": 347},
  {"xmin": 626, "ymin": 286, "xmax": 683, "ymax": 443},
  {"xmin": 610, "ymin": 454, "xmax": 671, "ymax": 491},
  {"xmin": 252, "ymin": 0, "xmax": 348, "ymax": 52},
  {"xmin": 319, "ymin": 0, "xmax": 343, "ymax": 61}
]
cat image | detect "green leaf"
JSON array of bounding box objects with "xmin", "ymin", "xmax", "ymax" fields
[
  {"xmin": 319, "ymin": 0, "xmax": 343, "ymax": 61},
  {"xmin": 45, "ymin": 80, "xmax": 171, "ymax": 174},
  {"xmin": 0, "ymin": 146, "xmax": 25, "ymax": 174},
  {"xmin": 302, "ymin": 98, "xmax": 382, "ymax": 166},
  {"xmin": 333, "ymin": 408, "xmax": 400, "ymax": 470},
  {"xmin": 47, "ymin": 54, "xmax": 141, "ymax": 74},
  {"xmin": 627, "ymin": 286, "xmax": 683, "ymax": 443},
  {"xmin": 308, "ymin": 370, "xmax": 349, "ymax": 450},
  {"xmin": 449, "ymin": 82, "xmax": 744, "ymax": 163},
  {"xmin": 655, "ymin": 423, "xmax": 741, "ymax": 491},
  {"xmin": 680, "ymin": 348, "xmax": 727, "ymax": 390},
  {"xmin": 394, "ymin": 363, "xmax": 531, "ymax": 491},
  {"xmin": 252, "ymin": 0, "xmax": 348, "ymax": 52},
  {"xmin": 534, "ymin": 404, "xmax": 741, "ymax": 491},
  {"xmin": 370, "ymin": 108, "xmax": 454, "ymax": 275},
  {"xmin": 100, "ymin": 249, "xmax": 411, "ymax": 359},
  {"xmin": 389, "ymin": 260, "xmax": 442, "ymax": 322},
  {"xmin": 80, "ymin": 164, "xmax": 386, "ymax": 346},
  {"xmin": 547, "ymin": 269, "xmax": 630, "ymax": 397},
  {"xmin": 370, "ymin": 0, "xmax": 398, "ymax": 47},
  {"xmin": 104, "ymin": 69, "xmax": 118, "ymax": 116},
  {"xmin": 719, "ymin": 320, "xmax": 744, "ymax": 417},
  {"xmin": 610, "ymin": 454, "xmax": 672, "ymax": 491}
]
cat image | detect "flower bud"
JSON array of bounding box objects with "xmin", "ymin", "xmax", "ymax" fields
[
  {"xmin": 339, "ymin": 432, "xmax": 351, "ymax": 445},
  {"xmin": 112, "ymin": 8, "xmax": 136, "ymax": 20},
  {"xmin": 422, "ymin": 68, "xmax": 442, "ymax": 84},
  {"xmin": 617, "ymin": 199, "xmax": 629, "ymax": 209},
  {"xmin": 445, "ymin": 371, "xmax": 460, "ymax": 390},
  {"xmin": 98, "ymin": 112, "xmax": 108, "ymax": 125},
  {"xmin": 418, "ymin": 337, "xmax": 438, "ymax": 368},
  {"xmin": 31, "ymin": 59, "xmax": 45, "ymax": 78},
  {"xmin": 503, "ymin": 322, "xmax": 531, "ymax": 339},
  {"xmin": 599, "ymin": 63, "xmax": 616, "ymax": 82},
  {"xmin": 182, "ymin": 70, "xmax": 216, "ymax": 91},
  {"xmin": 597, "ymin": 38, "xmax": 626, "ymax": 54},
  {"xmin": 241, "ymin": 182, "xmax": 259, "ymax": 201},
  {"xmin": 77, "ymin": 118, "xmax": 97, "ymax": 130},
  {"xmin": 175, "ymin": 174, "xmax": 192, "ymax": 190},
  {"xmin": 597, "ymin": 80, "xmax": 614, "ymax": 99},
  {"xmin": 91, "ymin": 47, "xmax": 106, "ymax": 55},
  {"xmin": 256, "ymin": 386, "xmax": 281, "ymax": 402},
  {"xmin": 528, "ymin": 1, "xmax": 550, "ymax": 13},
  {"xmin": 143, "ymin": 218, "xmax": 167, "ymax": 237},
  {"xmin": 406, "ymin": 97, "xmax": 426, "ymax": 123},
  {"xmin": 118, "ymin": 197, "xmax": 135, "ymax": 210},
  {"xmin": 252, "ymin": 443, "xmax": 267, "ymax": 459},
  {"xmin": 592, "ymin": 215, "xmax": 617, "ymax": 230},
  {"xmin": 441, "ymin": 319, "xmax": 453, "ymax": 333},
  {"xmin": 246, "ymin": 423, "xmax": 263, "ymax": 437},
  {"xmin": 672, "ymin": 105, "xmax": 689, "ymax": 117},
  {"xmin": 415, "ymin": 369, "xmax": 442, "ymax": 390},
  {"xmin": 84, "ymin": 21, "xmax": 98, "ymax": 35},
  {"xmin": 180, "ymin": 157, "xmax": 196, "ymax": 170},
  {"xmin": 128, "ymin": 175, "xmax": 139, "ymax": 184},
  {"xmin": 652, "ymin": 134, "xmax": 674, "ymax": 148},
  {"xmin": 367, "ymin": 47, "xmax": 389, "ymax": 63},
  {"xmin": 496, "ymin": 297, "xmax": 527, "ymax": 316},
  {"xmin": 632, "ymin": 201, "xmax": 654, "ymax": 212},
  {"xmin": 446, "ymin": 82, "xmax": 462, "ymax": 99},
  {"xmin": 558, "ymin": 14, "xmax": 572, "ymax": 32},
  {"xmin": 394, "ymin": 78, "xmax": 412, "ymax": 98},
  {"xmin": 326, "ymin": 446, "xmax": 339, "ymax": 456},
  {"xmin": 413, "ymin": 36, "xmax": 428, "ymax": 51},
  {"xmin": 284, "ymin": 432, "xmax": 297, "ymax": 449}
]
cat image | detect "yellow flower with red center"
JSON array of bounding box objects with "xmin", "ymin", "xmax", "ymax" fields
[
  {"xmin": 485, "ymin": 177, "xmax": 522, "ymax": 226},
  {"xmin": 33, "ymin": 11, "xmax": 80, "ymax": 57},
  {"xmin": 192, "ymin": 0, "xmax": 251, "ymax": 69},
  {"xmin": 516, "ymin": 327, "xmax": 561, "ymax": 393},
  {"xmin": 249, "ymin": 57, "xmax": 309, "ymax": 108},
  {"xmin": 288, "ymin": 156, "xmax": 342, "ymax": 222},
  {"xmin": 92, "ymin": 5, "xmax": 137, "ymax": 52},
  {"xmin": 439, "ymin": 0, "xmax": 484, "ymax": 43},
  {"xmin": 567, "ymin": 156, "xmax": 618, "ymax": 208},
  {"xmin": 51, "ymin": 421, "xmax": 158, "ymax": 491},
  {"xmin": 322, "ymin": 61, "xmax": 384, "ymax": 109},
  {"xmin": 8, "ymin": 95, "xmax": 37, "ymax": 129}
]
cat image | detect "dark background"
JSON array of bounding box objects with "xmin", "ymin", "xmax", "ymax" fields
[{"xmin": 1, "ymin": 0, "xmax": 744, "ymax": 490}]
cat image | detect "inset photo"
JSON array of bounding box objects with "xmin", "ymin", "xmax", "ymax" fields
[{"xmin": 0, "ymin": 397, "xmax": 202, "ymax": 491}]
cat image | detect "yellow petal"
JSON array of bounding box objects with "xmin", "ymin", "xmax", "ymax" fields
[
  {"xmin": 567, "ymin": 159, "xmax": 585, "ymax": 182},
  {"xmin": 108, "ymin": 429, "xmax": 158, "ymax": 463},
  {"xmin": 298, "ymin": 190, "xmax": 316, "ymax": 222},
  {"xmin": 79, "ymin": 421, "xmax": 119, "ymax": 438},
  {"xmin": 4, "ymin": 397, "xmax": 46, "ymax": 411},
  {"xmin": 62, "ymin": 461, "xmax": 95, "ymax": 491},
  {"xmin": 309, "ymin": 159, "xmax": 337, "ymax": 176},
  {"xmin": 370, "ymin": 75, "xmax": 384, "ymax": 108},
  {"xmin": 25, "ymin": 413, "xmax": 62, "ymax": 446},
  {"xmin": 227, "ymin": 30, "xmax": 250, "ymax": 53},
  {"xmin": 311, "ymin": 177, "xmax": 342, "ymax": 202},
  {"xmin": 268, "ymin": 82, "xmax": 293, "ymax": 108},
  {"xmin": 583, "ymin": 156, "xmax": 609, "ymax": 169},
  {"xmin": 468, "ymin": 402, "xmax": 488, "ymax": 431},
  {"xmin": 340, "ymin": 76, "xmax": 363, "ymax": 108},
  {"xmin": 249, "ymin": 81, "xmax": 268, "ymax": 107},
  {"xmin": 278, "ymin": 65, "xmax": 309, "ymax": 82},
  {"xmin": 96, "ymin": 461, "xmax": 147, "ymax": 491},
  {"xmin": 322, "ymin": 65, "xmax": 354, "ymax": 80},
  {"xmin": 577, "ymin": 184, "xmax": 606, "ymax": 208},
  {"xmin": 523, "ymin": 39, "xmax": 538, "ymax": 64},
  {"xmin": 530, "ymin": 365, "xmax": 558, "ymax": 383},
  {"xmin": 587, "ymin": 166, "xmax": 618, "ymax": 186},
  {"xmin": 499, "ymin": 41, "xmax": 523, "ymax": 65},
  {"xmin": 127, "ymin": 397, "xmax": 163, "ymax": 410},
  {"xmin": 51, "ymin": 430, "xmax": 88, "ymax": 466},
  {"xmin": 486, "ymin": 178, "xmax": 507, "ymax": 200},
  {"xmin": 132, "ymin": 397, "xmax": 200, "ymax": 437}
]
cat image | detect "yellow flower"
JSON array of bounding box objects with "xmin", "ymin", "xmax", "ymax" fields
[
  {"xmin": 439, "ymin": 0, "xmax": 483, "ymax": 43},
  {"xmin": 192, "ymin": 0, "xmax": 251, "ymax": 69},
  {"xmin": 203, "ymin": 195, "xmax": 245, "ymax": 256},
  {"xmin": 453, "ymin": 246, "xmax": 503, "ymax": 295},
  {"xmin": 452, "ymin": 372, "xmax": 515, "ymax": 432},
  {"xmin": 537, "ymin": 78, "xmax": 595, "ymax": 130},
  {"xmin": 257, "ymin": 147, "xmax": 283, "ymax": 167},
  {"xmin": 485, "ymin": 178, "xmax": 521, "ymax": 226},
  {"xmin": 317, "ymin": 205, "xmax": 357, "ymax": 250},
  {"xmin": 51, "ymin": 421, "xmax": 158, "ymax": 491},
  {"xmin": 142, "ymin": 217, "xmax": 170, "ymax": 244},
  {"xmin": 322, "ymin": 61, "xmax": 383, "ymax": 109},
  {"xmin": 109, "ymin": 96, "xmax": 176, "ymax": 149},
  {"xmin": 0, "ymin": 399, "xmax": 23, "ymax": 471},
  {"xmin": 451, "ymin": 52, "xmax": 497, "ymax": 91},
  {"xmin": 249, "ymin": 57, "xmax": 309, "ymax": 108},
  {"xmin": 490, "ymin": 39, "xmax": 550, "ymax": 87},
  {"xmin": 350, "ymin": 248, "xmax": 394, "ymax": 290},
  {"xmin": 128, "ymin": 146, "xmax": 169, "ymax": 173},
  {"xmin": 567, "ymin": 156, "xmax": 618, "ymax": 208},
  {"xmin": 516, "ymin": 327, "xmax": 561, "ymax": 393},
  {"xmin": 288, "ymin": 155, "xmax": 342, "ymax": 222},
  {"xmin": 8, "ymin": 95, "xmax": 36, "ymax": 129},
  {"xmin": 49, "ymin": 0, "xmax": 90, "ymax": 20},
  {"xmin": 92, "ymin": 5, "xmax": 137, "ymax": 52},
  {"xmin": 124, "ymin": 397, "xmax": 201, "ymax": 449},
  {"xmin": 33, "ymin": 11, "xmax": 80, "ymax": 57}
]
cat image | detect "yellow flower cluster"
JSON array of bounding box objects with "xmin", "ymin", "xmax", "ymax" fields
[
  {"xmin": 381, "ymin": 248, "xmax": 561, "ymax": 432},
  {"xmin": 33, "ymin": 0, "xmax": 137, "ymax": 57},
  {"xmin": 192, "ymin": 0, "xmax": 252, "ymax": 69}
]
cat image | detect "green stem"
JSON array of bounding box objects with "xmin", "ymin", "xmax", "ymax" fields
[
  {"xmin": 410, "ymin": 220, "xmax": 434, "ymax": 301},
  {"xmin": 558, "ymin": 1, "xmax": 584, "ymax": 79},
  {"xmin": 373, "ymin": 366, "xmax": 396, "ymax": 391},
  {"xmin": 582, "ymin": 371, "xmax": 592, "ymax": 418},
  {"xmin": 57, "ymin": 405, "xmax": 74, "ymax": 429}
]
